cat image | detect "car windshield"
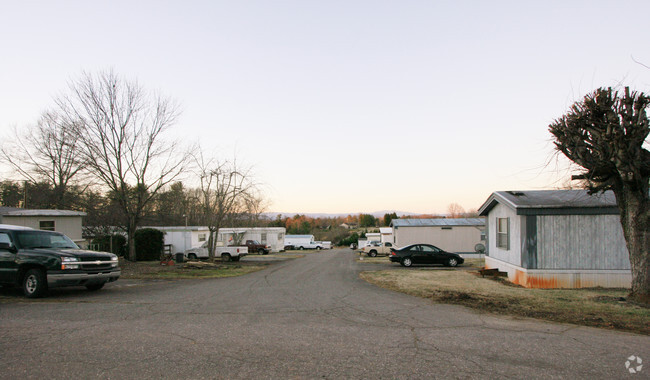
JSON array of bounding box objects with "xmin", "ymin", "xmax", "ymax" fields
[{"xmin": 15, "ymin": 230, "xmax": 79, "ymax": 249}]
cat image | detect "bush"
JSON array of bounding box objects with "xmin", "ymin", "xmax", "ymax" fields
[
  {"xmin": 337, "ymin": 232, "xmax": 359, "ymax": 247},
  {"xmin": 134, "ymin": 228, "xmax": 164, "ymax": 261},
  {"xmin": 91, "ymin": 234, "xmax": 127, "ymax": 257}
]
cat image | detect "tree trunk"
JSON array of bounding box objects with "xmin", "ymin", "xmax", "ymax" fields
[
  {"xmin": 207, "ymin": 230, "xmax": 216, "ymax": 262},
  {"xmin": 127, "ymin": 219, "xmax": 137, "ymax": 262},
  {"xmin": 617, "ymin": 186, "xmax": 650, "ymax": 303}
]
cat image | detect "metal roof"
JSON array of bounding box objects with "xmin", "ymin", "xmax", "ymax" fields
[
  {"xmin": 285, "ymin": 235, "xmax": 314, "ymax": 239},
  {"xmin": 391, "ymin": 218, "xmax": 485, "ymax": 227},
  {"xmin": 1, "ymin": 209, "xmax": 86, "ymax": 217},
  {"xmin": 379, "ymin": 227, "xmax": 392, "ymax": 234},
  {"xmin": 478, "ymin": 190, "xmax": 618, "ymax": 216}
]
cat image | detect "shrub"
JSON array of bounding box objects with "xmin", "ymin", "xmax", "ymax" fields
[
  {"xmin": 91, "ymin": 234, "xmax": 127, "ymax": 257},
  {"xmin": 134, "ymin": 228, "xmax": 164, "ymax": 261},
  {"xmin": 338, "ymin": 232, "xmax": 359, "ymax": 246}
]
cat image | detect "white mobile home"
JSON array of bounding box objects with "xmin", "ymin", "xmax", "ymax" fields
[
  {"xmin": 154, "ymin": 226, "xmax": 211, "ymax": 254},
  {"xmin": 218, "ymin": 227, "xmax": 286, "ymax": 252},
  {"xmin": 390, "ymin": 218, "xmax": 485, "ymax": 254},
  {"xmin": 379, "ymin": 227, "xmax": 393, "ymax": 243},
  {"xmin": 478, "ymin": 190, "xmax": 631, "ymax": 288}
]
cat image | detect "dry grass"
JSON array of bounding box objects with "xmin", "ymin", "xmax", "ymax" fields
[
  {"xmin": 120, "ymin": 260, "xmax": 268, "ymax": 279},
  {"xmin": 360, "ymin": 269, "xmax": 650, "ymax": 335}
]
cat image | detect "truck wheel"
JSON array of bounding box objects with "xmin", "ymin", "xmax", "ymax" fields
[
  {"xmin": 369, "ymin": 250, "xmax": 377, "ymax": 257},
  {"xmin": 23, "ymin": 268, "xmax": 48, "ymax": 298},
  {"xmin": 188, "ymin": 253, "xmax": 198, "ymax": 260},
  {"xmin": 316, "ymin": 246, "xmax": 322, "ymax": 250},
  {"xmin": 258, "ymin": 248, "xmax": 265, "ymax": 255},
  {"xmin": 85, "ymin": 282, "xmax": 105, "ymax": 291},
  {"xmin": 221, "ymin": 253, "xmax": 232, "ymax": 262},
  {"xmin": 299, "ymin": 246, "xmax": 304, "ymax": 250}
]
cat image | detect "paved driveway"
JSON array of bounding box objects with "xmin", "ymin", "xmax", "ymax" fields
[{"xmin": 0, "ymin": 249, "xmax": 647, "ymax": 379}]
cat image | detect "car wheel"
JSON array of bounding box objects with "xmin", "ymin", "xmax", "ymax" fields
[
  {"xmin": 369, "ymin": 250, "xmax": 377, "ymax": 257},
  {"xmin": 85, "ymin": 282, "xmax": 105, "ymax": 291},
  {"xmin": 23, "ymin": 268, "xmax": 47, "ymax": 298},
  {"xmin": 447, "ymin": 258, "xmax": 459, "ymax": 267},
  {"xmin": 221, "ymin": 253, "xmax": 232, "ymax": 262},
  {"xmin": 258, "ymin": 248, "xmax": 265, "ymax": 254},
  {"xmin": 188, "ymin": 253, "xmax": 198, "ymax": 260},
  {"xmin": 402, "ymin": 257, "xmax": 413, "ymax": 267}
]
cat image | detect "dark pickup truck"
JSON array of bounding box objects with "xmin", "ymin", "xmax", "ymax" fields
[
  {"xmin": 0, "ymin": 225, "xmax": 120, "ymax": 298},
  {"xmin": 242, "ymin": 240, "xmax": 271, "ymax": 255}
]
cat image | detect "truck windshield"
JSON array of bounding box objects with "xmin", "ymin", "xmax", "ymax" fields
[{"xmin": 15, "ymin": 231, "xmax": 79, "ymax": 249}]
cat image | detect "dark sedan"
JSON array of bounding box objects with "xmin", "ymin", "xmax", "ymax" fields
[{"xmin": 388, "ymin": 244, "xmax": 464, "ymax": 267}]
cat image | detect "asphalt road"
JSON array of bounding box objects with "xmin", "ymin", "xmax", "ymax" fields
[{"xmin": 0, "ymin": 249, "xmax": 648, "ymax": 379}]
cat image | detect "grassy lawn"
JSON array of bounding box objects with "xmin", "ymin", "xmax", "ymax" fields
[
  {"xmin": 360, "ymin": 269, "xmax": 650, "ymax": 335},
  {"xmin": 120, "ymin": 260, "xmax": 268, "ymax": 280}
]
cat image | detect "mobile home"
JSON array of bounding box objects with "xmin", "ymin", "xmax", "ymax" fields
[
  {"xmin": 218, "ymin": 227, "xmax": 286, "ymax": 252},
  {"xmin": 478, "ymin": 190, "xmax": 631, "ymax": 288}
]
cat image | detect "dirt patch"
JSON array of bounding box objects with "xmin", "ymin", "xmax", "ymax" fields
[
  {"xmin": 119, "ymin": 258, "xmax": 268, "ymax": 279},
  {"xmin": 360, "ymin": 269, "xmax": 650, "ymax": 335}
]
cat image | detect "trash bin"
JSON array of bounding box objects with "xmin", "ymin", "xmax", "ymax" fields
[{"xmin": 175, "ymin": 253, "xmax": 184, "ymax": 264}]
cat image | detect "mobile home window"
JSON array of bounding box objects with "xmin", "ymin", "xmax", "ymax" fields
[
  {"xmin": 496, "ymin": 218, "xmax": 509, "ymax": 250},
  {"xmin": 198, "ymin": 233, "xmax": 207, "ymax": 242},
  {"xmin": 39, "ymin": 221, "xmax": 55, "ymax": 231},
  {"xmin": 261, "ymin": 233, "xmax": 267, "ymax": 243}
]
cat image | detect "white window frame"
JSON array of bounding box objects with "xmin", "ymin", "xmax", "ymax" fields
[{"xmin": 496, "ymin": 217, "xmax": 509, "ymax": 250}]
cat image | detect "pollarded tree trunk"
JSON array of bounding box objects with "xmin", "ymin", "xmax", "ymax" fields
[{"xmin": 617, "ymin": 186, "xmax": 650, "ymax": 303}]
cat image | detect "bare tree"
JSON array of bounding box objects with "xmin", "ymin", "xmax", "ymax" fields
[
  {"xmin": 447, "ymin": 203, "xmax": 465, "ymax": 218},
  {"xmin": 1, "ymin": 111, "xmax": 86, "ymax": 208},
  {"xmin": 56, "ymin": 70, "xmax": 188, "ymax": 261},
  {"xmin": 194, "ymin": 152, "xmax": 259, "ymax": 261},
  {"xmin": 549, "ymin": 87, "xmax": 649, "ymax": 303}
]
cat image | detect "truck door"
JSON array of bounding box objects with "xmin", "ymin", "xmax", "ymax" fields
[{"xmin": 0, "ymin": 232, "xmax": 18, "ymax": 283}]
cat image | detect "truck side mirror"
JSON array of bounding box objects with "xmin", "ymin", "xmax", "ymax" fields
[{"xmin": 0, "ymin": 242, "xmax": 17, "ymax": 253}]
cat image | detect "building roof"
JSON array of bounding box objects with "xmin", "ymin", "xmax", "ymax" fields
[
  {"xmin": 478, "ymin": 190, "xmax": 619, "ymax": 216},
  {"xmin": 0, "ymin": 208, "xmax": 86, "ymax": 217},
  {"xmin": 285, "ymin": 234, "xmax": 314, "ymax": 239},
  {"xmin": 379, "ymin": 227, "xmax": 392, "ymax": 234},
  {"xmin": 391, "ymin": 218, "xmax": 485, "ymax": 227}
]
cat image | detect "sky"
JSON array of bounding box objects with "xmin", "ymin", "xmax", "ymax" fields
[{"xmin": 1, "ymin": 1, "xmax": 650, "ymax": 215}]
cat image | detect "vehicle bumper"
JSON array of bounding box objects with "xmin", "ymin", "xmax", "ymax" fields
[
  {"xmin": 388, "ymin": 256, "xmax": 400, "ymax": 263},
  {"xmin": 47, "ymin": 270, "xmax": 121, "ymax": 287}
]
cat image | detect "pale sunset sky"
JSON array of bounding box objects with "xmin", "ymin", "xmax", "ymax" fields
[{"xmin": 1, "ymin": 1, "xmax": 649, "ymax": 214}]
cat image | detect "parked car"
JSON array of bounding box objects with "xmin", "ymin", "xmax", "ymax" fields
[
  {"xmin": 388, "ymin": 244, "xmax": 464, "ymax": 267},
  {"xmin": 361, "ymin": 241, "xmax": 394, "ymax": 257},
  {"xmin": 0, "ymin": 224, "xmax": 120, "ymax": 298}
]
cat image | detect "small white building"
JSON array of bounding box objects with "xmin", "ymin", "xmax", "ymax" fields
[
  {"xmin": 379, "ymin": 227, "xmax": 393, "ymax": 243},
  {"xmin": 153, "ymin": 226, "xmax": 211, "ymax": 254},
  {"xmin": 218, "ymin": 227, "xmax": 286, "ymax": 252},
  {"xmin": 478, "ymin": 190, "xmax": 631, "ymax": 289},
  {"xmin": 0, "ymin": 207, "xmax": 86, "ymax": 245},
  {"xmin": 390, "ymin": 218, "xmax": 485, "ymax": 254}
]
